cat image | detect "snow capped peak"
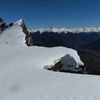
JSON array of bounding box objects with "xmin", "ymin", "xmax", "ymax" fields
[
  {"xmin": 0, "ymin": 19, "xmax": 26, "ymax": 46},
  {"xmin": 30, "ymin": 27, "xmax": 100, "ymax": 33},
  {"xmin": 14, "ymin": 19, "xmax": 24, "ymax": 26}
]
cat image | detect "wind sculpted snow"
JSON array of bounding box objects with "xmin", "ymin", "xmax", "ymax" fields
[{"xmin": 0, "ymin": 19, "xmax": 100, "ymax": 100}]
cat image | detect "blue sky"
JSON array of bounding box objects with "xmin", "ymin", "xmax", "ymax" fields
[{"xmin": 0, "ymin": 0, "xmax": 100, "ymax": 28}]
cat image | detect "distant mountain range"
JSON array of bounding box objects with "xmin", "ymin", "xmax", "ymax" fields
[
  {"xmin": 81, "ymin": 39, "xmax": 100, "ymax": 53},
  {"xmin": 30, "ymin": 27, "xmax": 100, "ymax": 33},
  {"xmin": 30, "ymin": 28, "xmax": 100, "ymax": 52}
]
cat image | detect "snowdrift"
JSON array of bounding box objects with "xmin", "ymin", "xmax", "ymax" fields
[{"xmin": 0, "ymin": 19, "xmax": 100, "ymax": 100}]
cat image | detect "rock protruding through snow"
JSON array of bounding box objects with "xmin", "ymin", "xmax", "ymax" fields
[
  {"xmin": 60, "ymin": 54, "xmax": 84, "ymax": 72},
  {"xmin": 46, "ymin": 51, "xmax": 84, "ymax": 72}
]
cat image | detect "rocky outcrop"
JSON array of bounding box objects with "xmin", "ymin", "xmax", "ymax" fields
[
  {"xmin": 0, "ymin": 18, "xmax": 7, "ymax": 32},
  {"xmin": 50, "ymin": 62, "xmax": 62, "ymax": 71},
  {"xmin": 21, "ymin": 20, "xmax": 33, "ymax": 46},
  {"xmin": 50, "ymin": 53, "xmax": 84, "ymax": 72},
  {"xmin": 15, "ymin": 19, "xmax": 33, "ymax": 46},
  {"xmin": 25, "ymin": 33, "xmax": 33, "ymax": 46}
]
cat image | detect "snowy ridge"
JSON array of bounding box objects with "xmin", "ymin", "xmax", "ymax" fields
[
  {"xmin": 0, "ymin": 19, "xmax": 25, "ymax": 46},
  {"xmin": 0, "ymin": 19, "xmax": 100, "ymax": 100},
  {"xmin": 30, "ymin": 27, "xmax": 100, "ymax": 33},
  {"xmin": 14, "ymin": 19, "xmax": 24, "ymax": 26}
]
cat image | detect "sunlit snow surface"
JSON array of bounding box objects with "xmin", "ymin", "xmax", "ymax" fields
[{"xmin": 0, "ymin": 20, "xmax": 100, "ymax": 100}]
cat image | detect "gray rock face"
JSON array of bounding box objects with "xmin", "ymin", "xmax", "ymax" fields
[
  {"xmin": 0, "ymin": 18, "xmax": 7, "ymax": 32},
  {"xmin": 18, "ymin": 19, "xmax": 32, "ymax": 46}
]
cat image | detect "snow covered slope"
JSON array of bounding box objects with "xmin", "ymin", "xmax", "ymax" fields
[
  {"xmin": 0, "ymin": 20, "xmax": 100, "ymax": 100},
  {"xmin": 0, "ymin": 19, "xmax": 25, "ymax": 46}
]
